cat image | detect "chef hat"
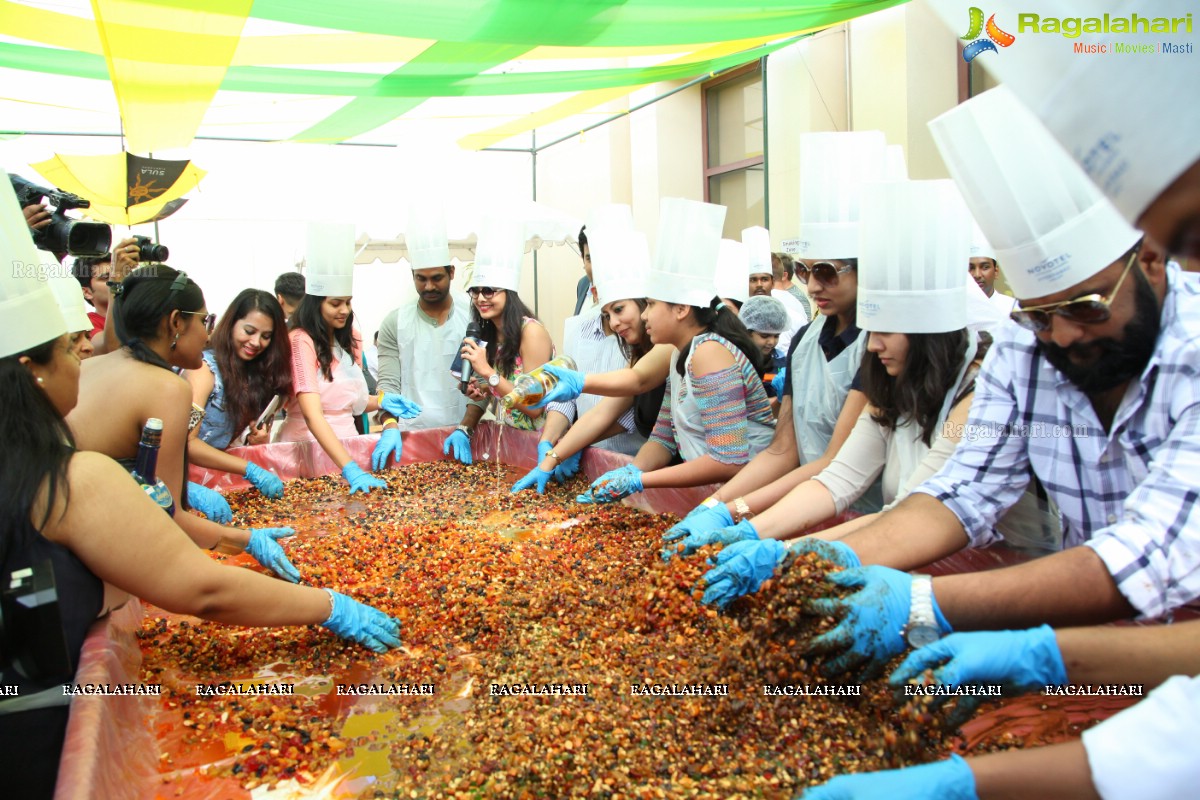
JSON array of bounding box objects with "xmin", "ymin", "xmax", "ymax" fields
[
  {"xmin": 470, "ymin": 216, "xmax": 525, "ymax": 292},
  {"xmin": 405, "ymin": 202, "xmax": 451, "ymax": 269},
  {"xmin": 645, "ymin": 198, "xmax": 726, "ymax": 307},
  {"xmin": 592, "ymin": 228, "xmax": 650, "ymax": 309},
  {"xmin": 969, "ymin": 218, "xmax": 997, "ymax": 261},
  {"xmin": 714, "ymin": 238, "xmax": 749, "ymax": 304},
  {"xmin": 742, "ymin": 226, "xmax": 772, "ymax": 277},
  {"xmin": 39, "ymin": 250, "xmax": 92, "ymax": 332},
  {"xmin": 886, "ymin": 144, "xmax": 909, "ymax": 180},
  {"xmin": 0, "ymin": 170, "xmax": 68, "ymax": 358},
  {"xmin": 926, "ymin": 0, "xmax": 1200, "ymax": 224},
  {"xmin": 305, "ymin": 222, "xmax": 356, "ymax": 297},
  {"xmin": 857, "ymin": 180, "xmax": 971, "ymax": 334},
  {"xmin": 930, "ymin": 86, "xmax": 1140, "ymax": 300},
  {"xmin": 796, "ymin": 131, "xmax": 888, "ymax": 259},
  {"xmin": 740, "ymin": 294, "xmax": 790, "ymax": 335}
]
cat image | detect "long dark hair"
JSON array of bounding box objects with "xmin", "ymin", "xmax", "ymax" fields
[
  {"xmin": 605, "ymin": 297, "xmax": 652, "ymax": 366},
  {"xmin": 675, "ymin": 297, "xmax": 767, "ymax": 379},
  {"xmin": 111, "ymin": 265, "xmax": 205, "ymax": 369},
  {"xmin": 289, "ymin": 294, "xmax": 359, "ymax": 381},
  {"xmin": 212, "ymin": 290, "xmax": 293, "ymax": 433},
  {"xmin": 860, "ymin": 329, "xmax": 987, "ymax": 446},
  {"xmin": 0, "ymin": 338, "xmax": 75, "ymax": 563},
  {"xmin": 472, "ymin": 290, "xmax": 538, "ymax": 379}
]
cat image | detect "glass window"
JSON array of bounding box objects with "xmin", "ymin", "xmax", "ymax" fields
[{"xmin": 703, "ymin": 63, "xmax": 766, "ymax": 239}]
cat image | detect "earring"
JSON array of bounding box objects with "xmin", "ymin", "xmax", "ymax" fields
[
  {"xmin": 36, "ymin": 376, "xmax": 45, "ymax": 385},
  {"xmin": 171, "ymin": 332, "xmax": 180, "ymax": 351}
]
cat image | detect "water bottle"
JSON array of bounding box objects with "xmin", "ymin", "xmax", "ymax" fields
[
  {"xmin": 132, "ymin": 418, "xmax": 175, "ymax": 515},
  {"xmin": 500, "ymin": 355, "xmax": 578, "ymax": 410}
]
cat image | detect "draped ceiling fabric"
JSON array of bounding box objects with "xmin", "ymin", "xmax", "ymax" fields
[{"xmin": 0, "ymin": 0, "xmax": 907, "ymax": 152}]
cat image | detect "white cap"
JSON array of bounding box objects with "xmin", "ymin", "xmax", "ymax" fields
[
  {"xmin": 796, "ymin": 131, "xmax": 888, "ymax": 259},
  {"xmin": 1, "ymin": 170, "xmax": 68, "ymax": 358},
  {"xmin": 405, "ymin": 202, "xmax": 451, "ymax": 269},
  {"xmin": 740, "ymin": 294, "xmax": 790, "ymax": 335},
  {"xmin": 470, "ymin": 216, "xmax": 525, "ymax": 292},
  {"xmin": 587, "ymin": 204, "xmax": 635, "ymax": 237},
  {"xmin": 305, "ymin": 222, "xmax": 356, "ymax": 297},
  {"xmin": 926, "ymin": 0, "xmax": 1200, "ymax": 224},
  {"xmin": 857, "ymin": 180, "xmax": 971, "ymax": 334},
  {"xmin": 645, "ymin": 198, "xmax": 726, "ymax": 307},
  {"xmin": 593, "ymin": 229, "xmax": 650, "ymax": 309},
  {"xmin": 969, "ymin": 219, "xmax": 997, "ymax": 261},
  {"xmin": 930, "ymin": 86, "xmax": 1140, "ymax": 300},
  {"xmin": 742, "ymin": 226, "xmax": 772, "ymax": 277},
  {"xmin": 714, "ymin": 238, "xmax": 749, "ymax": 303},
  {"xmin": 886, "ymin": 144, "xmax": 909, "ymax": 180},
  {"xmin": 39, "ymin": 249, "xmax": 91, "ymax": 332}
]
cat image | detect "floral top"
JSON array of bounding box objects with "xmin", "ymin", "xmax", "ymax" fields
[{"xmin": 494, "ymin": 317, "xmax": 555, "ymax": 431}]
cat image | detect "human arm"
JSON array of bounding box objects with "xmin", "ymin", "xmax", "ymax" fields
[
  {"xmin": 581, "ymin": 344, "xmax": 672, "ymax": 396},
  {"xmin": 535, "ymin": 395, "xmax": 632, "ymax": 471},
  {"xmin": 90, "ymin": 238, "xmax": 140, "ymax": 356},
  {"xmin": 184, "ymin": 361, "xmax": 253, "ymax": 476}
]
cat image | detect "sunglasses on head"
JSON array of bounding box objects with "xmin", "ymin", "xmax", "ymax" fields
[
  {"xmin": 468, "ymin": 286, "xmax": 505, "ymax": 299},
  {"xmin": 1009, "ymin": 244, "xmax": 1141, "ymax": 333},
  {"xmin": 796, "ymin": 261, "xmax": 855, "ymax": 287},
  {"xmin": 182, "ymin": 310, "xmax": 217, "ymax": 334}
]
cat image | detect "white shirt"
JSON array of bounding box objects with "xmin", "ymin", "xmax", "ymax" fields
[{"xmin": 771, "ymin": 288, "xmax": 809, "ymax": 354}]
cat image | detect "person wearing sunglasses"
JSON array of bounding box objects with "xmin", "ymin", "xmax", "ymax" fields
[
  {"xmin": 771, "ymin": 85, "xmax": 1200, "ymax": 689},
  {"xmin": 67, "ymin": 265, "xmax": 303, "ymax": 583},
  {"xmin": 182, "ymin": 289, "xmax": 293, "ymax": 500}
]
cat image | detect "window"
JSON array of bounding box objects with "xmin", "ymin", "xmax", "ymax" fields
[{"xmin": 702, "ymin": 62, "xmax": 766, "ymax": 238}]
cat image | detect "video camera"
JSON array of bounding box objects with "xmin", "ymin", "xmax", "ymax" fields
[
  {"xmin": 9, "ymin": 173, "xmax": 112, "ymax": 257},
  {"xmin": 133, "ymin": 234, "xmax": 169, "ymax": 263},
  {"xmin": 0, "ymin": 560, "xmax": 72, "ymax": 681}
]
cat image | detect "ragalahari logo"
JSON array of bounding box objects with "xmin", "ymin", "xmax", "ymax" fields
[{"xmin": 961, "ymin": 7, "xmax": 1016, "ymax": 62}]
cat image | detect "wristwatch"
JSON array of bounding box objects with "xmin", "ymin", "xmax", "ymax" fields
[
  {"xmin": 455, "ymin": 424, "xmax": 474, "ymax": 440},
  {"xmin": 487, "ymin": 373, "xmax": 501, "ymax": 389},
  {"xmin": 905, "ymin": 574, "xmax": 941, "ymax": 648}
]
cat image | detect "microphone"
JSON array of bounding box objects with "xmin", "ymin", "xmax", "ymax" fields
[{"xmin": 456, "ymin": 321, "xmax": 483, "ymax": 395}]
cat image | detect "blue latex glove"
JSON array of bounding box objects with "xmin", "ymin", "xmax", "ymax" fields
[
  {"xmin": 341, "ymin": 461, "xmax": 387, "ymax": 495},
  {"xmin": 512, "ymin": 465, "xmax": 555, "ymax": 495},
  {"xmin": 807, "ymin": 566, "xmax": 951, "ymax": 679},
  {"xmin": 528, "ymin": 363, "xmax": 586, "ymax": 408},
  {"xmin": 188, "ymin": 481, "xmax": 232, "ymax": 523},
  {"xmin": 801, "ymin": 754, "xmax": 977, "ymax": 800},
  {"xmin": 771, "ymin": 368, "xmax": 787, "ymax": 399},
  {"xmin": 552, "ymin": 449, "xmax": 583, "ymax": 483},
  {"xmin": 678, "ymin": 518, "xmax": 761, "ymax": 557},
  {"xmin": 372, "ymin": 427, "xmax": 402, "ymax": 470},
  {"xmin": 443, "ymin": 429, "xmax": 472, "ymax": 465},
  {"xmin": 537, "ymin": 440, "xmax": 554, "ymax": 463},
  {"xmin": 244, "ymin": 462, "xmax": 283, "ymax": 499},
  {"xmin": 787, "ymin": 538, "xmax": 862, "ymax": 570},
  {"xmin": 700, "ymin": 538, "xmax": 788, "ymax": 608},
  {"xmin": 246, "ymin": 527, "xmax": 301, "ymax": 583},
  {"xmin": 319, "ymin": 589, "xmax": 402, "ymax": 653},
  {"xmin": 662, "ymin": 503, "xmax": 734, "ymax": 545},
  {"xmin": 576, "ymin": 464, "xmax": 643, "ymax": 504},
  {"xmin": 379, "ymin": 393, "xmax": 422, "ymax": 419},
  {"xmin": 890, "ymin": 625, "xmax": 1068, "ymax": 695}
]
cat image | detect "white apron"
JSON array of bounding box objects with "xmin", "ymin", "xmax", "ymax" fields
[
  {"xmin": 393, "ymin": 300, "xmax": 471, "ymax": 430},
  {"xmin": 563, "ymin": 310, "xmax": 643, "ymax": 455},
  {"xmin": 671, "ymin": 346, "xmax": 775, "ymax": 463},
  {"xmin": 279, "ymin": 343, "xmax": 368, "ymax": 442},
  {"xmin": 790, "ymin": 317, "xmax": 868, "ymax": 465}
]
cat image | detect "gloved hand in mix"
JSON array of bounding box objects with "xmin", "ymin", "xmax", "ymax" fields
[
  {"xmin": 576, "ymin": 464, "xmax": 643, "ymax": 504},
  {"xmin": 320, "ymin": 589, "xmax": 403, "ymax": 653},
  {"xmin": 443, "ymin": 428, "xmax": 472, "ymax": 465},
  {"xmin": 527, "ymin": 363, "xmax": 586, "ymax": 408},
  {"xmin": 246, "ymin": 527, "xmax": 302, "ymax": 583},
  {"xmin": 378, "ymin": 393, "xmax": 422, "ymax": 419},
  {"xmin": 551, "ymin": 449, "xmax": 583, "ymax": 482},
  {"xmin": 244, "ymin": 461, "xmax": 283, "ymax": 499},
  {"xmin": 188, "ymin": 481, "xmax": 232, "ymax": 523},
  {"xmin": 700, "ymin": 538, "xmax": 788, "ymax": 609},
  {"xmin": 677, "ymin": 518, "xmax": 761, "ymax": 557},
  {"xmin": 372, "ymin": 427, "xmax": 403, "ymax": 470},
  {"xmin": 512, "ymin": 464, "xmax": 555, "ymax": 494},
  {"xmin": 800, "ymin": 754, "xmax": 977, "ymax": 800},
  {"xmin": 341, "ymin": 461, "xmax": 387, "ymax": 495},
  {"xmin": 661, "ymin": 502, "xmax": 733, "ymax": 559}
]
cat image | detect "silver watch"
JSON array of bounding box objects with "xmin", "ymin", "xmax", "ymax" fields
[
  {"xmin": 487, "ymin": 373, "xmax": 501, "ymax": 388},
  {"xmin": 905, "ymin": 574, "xmax": 941, "ymax": 648}
]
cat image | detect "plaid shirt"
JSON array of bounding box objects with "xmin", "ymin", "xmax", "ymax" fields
[{"xmin": 915, "ymin": 265, "xmax": 1200, "ymax": 619}]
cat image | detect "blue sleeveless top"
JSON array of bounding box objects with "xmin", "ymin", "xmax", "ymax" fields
[{"xmin": 197, "ymin": 351, "xmax": 239, "ymax": 450}]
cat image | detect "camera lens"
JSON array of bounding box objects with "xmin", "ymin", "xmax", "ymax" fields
[{"xmin": 134, "ymin": 236, "xmax": 169, "ymax": 263}]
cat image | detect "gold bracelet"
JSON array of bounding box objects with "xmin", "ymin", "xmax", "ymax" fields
[
  {"xmin": 381, "ymin": 419, "xmax": 398, "ymax": 430},
  {"xmin": 546, "ymin": 449, "xmax": 563, "ymax": 464}
]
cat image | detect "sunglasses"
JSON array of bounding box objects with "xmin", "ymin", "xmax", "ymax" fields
[
  {"xmin": 1009, "ymin": 245, "xmax": 1140, "ymax": 333},
  {"xmin": 796, "ymin": 261, "xmax": 855, "ymax": 287},
  {"xmin": 182, "ymin": 310, "xmax": 217, "ymax": 334},
  {"xmin": 468, "ymin": 286, "xmax": 505, "ymax": 299}
]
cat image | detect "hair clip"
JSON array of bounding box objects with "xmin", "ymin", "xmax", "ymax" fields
[
  {"xmin": 715, "ymin": 301, "xmax": 727, "ymax": 313},
  {"xmin": 168, "ymin": 270, "xmax": 190, "ymax": 294}
]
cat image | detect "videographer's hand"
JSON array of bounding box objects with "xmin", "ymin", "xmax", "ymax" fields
[
  {"xmin": 112, "ymin": 237, "xmax": 140, "ymax": 278},
  {"xmin": 22, "ymin": 203, "xmax": 51, "ymax": 231}
]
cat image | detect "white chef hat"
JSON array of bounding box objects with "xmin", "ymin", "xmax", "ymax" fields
[
  {"xmin": 969, "ymin": 218, "xmax": 997, "ymax": 261},
  {"xmin": 305, "ymin": 222, "xmax": 356, "ymax": 297},
  {"xmin": 645, "ymin": 198, "xmax": 726, "ymax": 307},
  {"xmin": 857, "ymin": 180, "xmax": 971, "ymax": 334},
  {"xmin": 40, "ymin": 250, "xmax": 92, "ymax": 332},
  {"xmin": 742, "ymin": 226, "xmax": 772, "ymax": 277},
  {"xmin": 0, "ymin": 170, "xmax": 69, "ymax": 358},
  {"xmin": 796, "ymin": 131, "xmax": 888, "ymax": 259},
  {"xmin": 930, "ymin": 86, "xmax": 1140, "ymax": 300},
  {"xmin": 470, "ymin": 216, "xmax": 525, "ymax": 292},
  {"xmin": 926, "ymin": 0, "xmax": 1200, "ymax": 225},
  {"xmin": 714, "ymin": 238, "xmax": 749, "ymax": 304},
  {"xmin": 886, "ymin": 144, "xmax": 909, "ymax": 180},
  {"xmin": 405, "ymin": 202, "xmax": 451, "ymax": 269},
  {"xmin": 592, "ymin": 228, "xmax": 650, "ymax": 309}
]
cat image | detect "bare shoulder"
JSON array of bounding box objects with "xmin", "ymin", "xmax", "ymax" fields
[{"xmin": 690, "ymin": 339, "xmax": 736, "ymax": 377}]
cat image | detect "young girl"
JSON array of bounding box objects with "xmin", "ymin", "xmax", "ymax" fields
[{"xmin": 185, "ymin": 289, "xmax": 292, "ymax": 499}]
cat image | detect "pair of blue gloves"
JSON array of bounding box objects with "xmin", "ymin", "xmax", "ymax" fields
[
  {"xmin": 369, "ymin": 393, "xmax": 424, "ymax": 470},
  {"xmin": 187, "ymin": 463, "xmax": 283, "ymax": 524},
  {"xmin": 511, "ymin": 440, "xmax": 584, "ymax": 494},
  {"xmin": 320, "ymin": 589, "xmax": 403, "ymax": 653},
  {"xmin": 576, "ymin": 464, "xmax": 643, "ymax": 504}
]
